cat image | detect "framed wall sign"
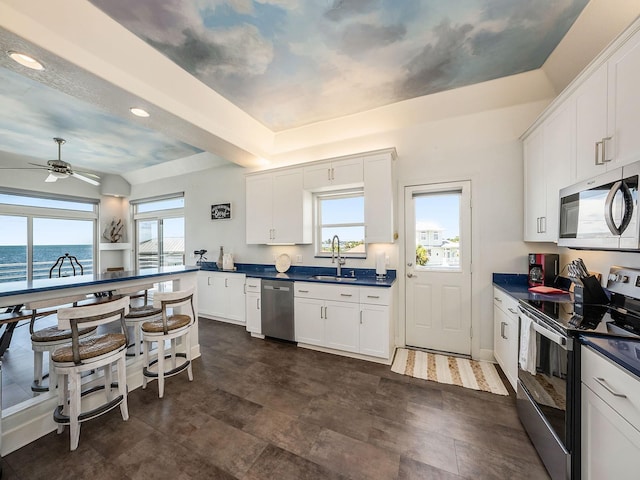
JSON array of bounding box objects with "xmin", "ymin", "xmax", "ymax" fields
[{"xmin": 211, "ymin": 203, "xmax": 231, "ymax": 220}]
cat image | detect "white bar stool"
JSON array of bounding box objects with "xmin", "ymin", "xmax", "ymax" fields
[
  {"xmin": 142, "ymin": 288, "xmax": 195, "ymax": 398},
  {"xmin": 52, "ymin": 296, "xmax": 131, "ymax": 451},
  {"xmin": 114, "ymin": 284, "xmax": 161, "ymax": 357}
]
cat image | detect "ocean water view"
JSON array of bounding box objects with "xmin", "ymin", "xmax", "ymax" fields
[{"xmin": 0, "ymin": 244, "xmax": 93, "ymax": 283}]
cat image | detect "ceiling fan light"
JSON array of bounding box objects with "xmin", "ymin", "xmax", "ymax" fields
[
  {"xmin": 130, "ymin": 107, "xmax": 150, "ymax": 117},
  {"xmin": 50, "ymin": 171, "xmax": 69, "ymax": 179},
  {"xmin": 8, "ymin": 51, "xmax": 44, "ymax": 70}
]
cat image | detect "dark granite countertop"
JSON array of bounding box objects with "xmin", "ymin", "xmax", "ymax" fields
[
  {"xmin": 199, "ymin": 262, "xmax": 396, "ymax": 287},
  {"xmin": 492, "ymin": 273, "xmax": 573, "ymax": 303},
  {"xmin": 0, "ymin": 265, "xmax": 199, "ymax": 299}
]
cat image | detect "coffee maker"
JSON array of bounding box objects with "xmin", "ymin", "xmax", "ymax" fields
[{"xmin": 528, "ymin": 253, "xmax": 559, "ymax": 287}]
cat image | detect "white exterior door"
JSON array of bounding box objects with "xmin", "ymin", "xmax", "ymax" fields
[{"xmin": 404, "ymin": 182, "xmax": 472, "ymax": 356}]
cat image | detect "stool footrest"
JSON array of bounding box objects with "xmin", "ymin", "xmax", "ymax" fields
[
  {"xmin": 143, "ymin": 353, "xmax": 189, "ymax": 378},
  {"xmin": 53, "ymin": 382, "xmax": 126, "ymax": 424}
]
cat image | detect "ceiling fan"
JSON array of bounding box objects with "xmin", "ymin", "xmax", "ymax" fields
[{"xmin": 0, "ymin": 137, "xmax": 101, "ymax": 186}]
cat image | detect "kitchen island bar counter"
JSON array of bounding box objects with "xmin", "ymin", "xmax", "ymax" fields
[{"xmin": 0, "ymin": 265, "xmax": 200, "ymax": 307}]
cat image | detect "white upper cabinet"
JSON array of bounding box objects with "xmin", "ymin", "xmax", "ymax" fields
[
  {"xmin": 608, "ymin": 31, "xmax": 640, "ymax": 169},
  {"xmin": 303, "ymin": 157, "xmax": 363, "ymax": 191},
  {"xmin": 575, "ymin": 63, "xmax": 609, "ymax": 180},
  {"xmin": 523, "ymin": 127, "xmax": 548, "ymax": 241},
  {"xmin": 246, "ymin": 168, "xmax": 311, "ymax": 244},
  {"xmin": 364, "ymin": 151, "xmax": 396, "ymax": 243}
]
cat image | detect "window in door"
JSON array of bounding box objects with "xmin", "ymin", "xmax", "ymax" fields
[
  {"xmin": 315, "ymin": 190, "xmax": 366, "ymax": 258},
  {"xmin": 414, "ymin": 191, "xmax": 461, "ymax": 271},
  {"xmin": 132, "ymin": 194, "xmax": 185, "ymax": 269}
]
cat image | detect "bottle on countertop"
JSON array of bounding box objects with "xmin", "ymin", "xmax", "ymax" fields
[{"xmin": 216, "ymin": 246, "xmax": 224, "ymax": 269}]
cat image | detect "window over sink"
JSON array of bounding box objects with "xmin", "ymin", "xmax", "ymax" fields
[{"xmin": 314, "ymin": 189, "xmax": 366, "ymax": 258}]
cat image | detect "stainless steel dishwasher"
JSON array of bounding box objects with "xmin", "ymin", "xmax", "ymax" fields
[{"xmin": 261, "ymin": 279, "xmax": 295, "ymax": 341}]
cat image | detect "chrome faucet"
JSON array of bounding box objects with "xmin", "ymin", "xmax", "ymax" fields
[{"xmin": 331, "ymin": 235, "xmax": 346, "ymax": 276}]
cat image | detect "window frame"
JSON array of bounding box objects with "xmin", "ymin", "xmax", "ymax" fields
[
  {"xmin": 314, "ymin": 189, "xmax": 367, "ymax": 259},
  {"xmin": 0, "ymin": 188, "xmax": 99, "ymax": 282},
  {"xmin": 132, "ymin": 193, "xmax": 185, "ymax": 269}
]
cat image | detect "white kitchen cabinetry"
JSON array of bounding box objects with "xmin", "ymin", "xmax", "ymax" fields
[
  {"xmin": 492, "ymin": 287, "xmax": 519, "ymax": 390},
  {"xmin": 246, "ymin": 168, "xmax": 311, "ymax": 244},
  {"xmin": 363, "ymin": 151, "xmax": 396, "ymax": 243},
  {"xmin": 303, "ymin": 157, "xmax": 363, "ymax": 191},
  {"xmin": 581, "ymin": 347, "xmax": 640, "ymax": 480},
  {"xmin": 245, "ymin": 278, "xmax": 262, "ymax": 336},
  {"xmin": 607, "ymin": 31, "xmax": 640, "ymax": 170},
  {"xmin": 575, "ymin": 63, "xmax": 609, "ymax": 181},
  {"xmin": 198, "ymin": 271, "xmax": 246, "ymax": 323},
  {"xmin": 294, "ymin": 282, "xmax": 392, "ymax": 361},
  {"xmin": 523, "ymin": 99, "xmax": 573, "ymax": 242},
  {"xmin": 359, "ymin": 287, "xmax": 392, "ymax": 359}
]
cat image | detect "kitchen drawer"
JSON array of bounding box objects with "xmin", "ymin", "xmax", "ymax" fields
[
  {"xmin": 582, "ymin": 346, "xmax": 640, "ymax": 429},
  {"xmin": 360, "ymin": 287, "xmax": 391, "ymax": 305},
  {"xmin": 245, "ymin": 278, "xmax": 261, "ymax": 293},
  {"xmin": 493, "ymin": 287, "xmax": 519, "ymax": 316},
  {"xmin": 294, "ymin": 281, "xmax": 360, "ymax": 303}
]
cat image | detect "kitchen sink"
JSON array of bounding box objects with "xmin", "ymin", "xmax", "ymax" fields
[{"xmin": 309, "ymin": 275, "xmax": 358, "ymax": 282}]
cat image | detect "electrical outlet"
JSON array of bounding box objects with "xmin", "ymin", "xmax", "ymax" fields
[{"xmin": 296, "ymin": 255, "xmax": 303, "ymax": 263}]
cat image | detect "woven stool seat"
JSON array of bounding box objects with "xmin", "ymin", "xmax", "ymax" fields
[
  {"xmin": 126, "ymin": 305, "xmax": 162, "ymax": 319},
  {"xmin": 31, "ymin": 325, "xmax": 97, "ymax": 343},
  {"xmin": 142, "ymin": 314, "xmax": 190, "ymax": 333},
  {"xmin": 52, "ymin": 333, "xmax": 126, "ymax": 363}
]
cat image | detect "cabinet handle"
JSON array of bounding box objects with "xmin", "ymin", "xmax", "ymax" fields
[
  {"xmin": 257, "ymin": 298, "xmax": 260, "ymax": 310},
  {"xmin": 225, "ymin": 278, "xmax": 228, "ymax": 288},
  {"xmin": 595, "ymin": 140, "xmax": 603, "ymax": 165},
  {"xmin": 207, "ymin": 277, "xmax": 212, "ymax": 286},
  {"xmin": 298, "ymin": 289, "xmax": 309, "ymax": 293},
  {"xmin": 536, "ymin": 217, "xmax": 540, "ymax": 233},
  {"xmin": 327, "ymin": 168, "xmax": 331, "ymax": 181},
  {"xmin": 602, "ymin": 136, "xmax": 612, "ymax": 163},
  {"xmin": 340, "ymin": 293, "xmax": 352, "ymax": 297},
  {"xmin": 540, "ymin": 217, "xmax": 546, "ymax": 233},
  {"xmin": 367, "ymin": 295, "xmax": 380, "ymax": 299},
  {"xmin": 360, "ymin": 310, "xmax": 363, "ymax": 324},
  {"xmin": 593, "ymin": 377, "xmax": 627, "ymax": 398},
  {"xmin": 494, "ymin": 296, "xmax": 502, "ymax": 302},
  {"xmin": 500, "ymin": 321, "xmax": 507, "ymax": 339},
  {"xmin": 331, "ymin": 167, "xmax": 335, "ymax": 180},
  {"xmin": 508, "ymin": 308, "xmax": 518, "ymax": 315}
]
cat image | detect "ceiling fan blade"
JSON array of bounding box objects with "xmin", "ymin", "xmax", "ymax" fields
[
  {"xmin": 45, "ymin": 173, "xmax": 58, "ymax": 183},
  {"xmin": 28, "ymin": 162, "xmax": 50, "ymax": 169},
  {"xmin": 72, "ymin": 169, "xmax": 101, "ymax": 179},
  {"xmin": 72, "ymin": 172, "xmax": 100, "ymax": 186},
  {"xmin": 0, "ymin": 167, "xmax": 47, "ymax": 170}
]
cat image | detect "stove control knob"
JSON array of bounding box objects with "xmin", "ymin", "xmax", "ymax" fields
[
  {"xmin": 609, "ymin": 273, "xmax": 619, "ymax": 282},
  {"xmin": 622, "ymin": 275, "xmax": 630, "ymax": 283}
]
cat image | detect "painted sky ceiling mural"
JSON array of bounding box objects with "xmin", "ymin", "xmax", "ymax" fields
[
  {"xmin": 90, "ymin": 0, "xmax": 589, "ymax": 131},
  {"xmin": 0, "ymin": 66, "xmax": 202, "ymax": 174}
]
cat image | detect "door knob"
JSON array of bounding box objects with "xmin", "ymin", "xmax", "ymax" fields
[
  {"xmin": 407, "ymin": 262, "xmax": 413, "ymax": 267},
  {"xmin": 407, "ymin": 273, "xmax": 414, "ymax": 278}
]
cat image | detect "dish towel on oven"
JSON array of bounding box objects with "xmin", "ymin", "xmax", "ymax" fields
[{"xmin": 519, "ymin": 315, "xmax": 537, "ymax": 375}]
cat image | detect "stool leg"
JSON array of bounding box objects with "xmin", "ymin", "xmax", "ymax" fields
[
  {"xmin": 158, "ymin": 337, "xmax": 165, "ymax": 398},
  {"xmin": 135, "ymin": 323, "xmax": 142, "ymax": 357},
  {"xmin": 33, "ymin": 350, "xmax": 43, "ymax": 388},
  {"xmin": 69, "ymin": 371, "xmax": 82, "ymax": 451},
  {"xmin": 56, "ymin": 368, "xmax": 66, "ymax": 434},
  {"xmin": 186, "ymin": 330, "xmax": 193, "ymax": 382},
  {"xmin": 142, "ymin": 337, "xmax": 149, "ymax": 390},
  {"xmin": 104, "ymin": 364, "xmax": 112, "ymax": 402},
  {"xmin": 117, "ymin": 354, "xmax": 129, "ymax": 421},
  {"xmin": 171, "ymin": 338, "xmax": 177, "ymax": 370},
  {"xmin": 49, "ymin": 357, "xmax": 58, "ymax": 391}
]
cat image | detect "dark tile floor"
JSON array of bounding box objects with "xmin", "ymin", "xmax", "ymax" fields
[{"xmin": 1, "ymin": 319, "xmax": 550, "ymax": 479}]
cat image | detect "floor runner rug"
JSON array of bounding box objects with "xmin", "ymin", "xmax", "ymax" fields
[{"xmin": 391, "ymin": 348, "xmax": 509, "ymax": 396}]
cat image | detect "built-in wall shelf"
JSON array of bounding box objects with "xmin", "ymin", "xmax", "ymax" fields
[{"xmin": 99, "ymin": 242, "xmax": 132, "ymax": 251}]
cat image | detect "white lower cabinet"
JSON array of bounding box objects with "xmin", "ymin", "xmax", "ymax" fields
[
  {"xmin": 493, "ymin": 287, "xmax": 519, "ymax": 390},
  {"xmin": 294, "ymin": 282, "xmax": 392, "ymax": 360},
  {"xmin": 245, "ymin": 278, "xmax": 261, "ymax": 335},
  {"xmin": 581, "ymin": 347, "xmax": 640, "ymax": 479},
  {"xmin": 197, "ymin": 271, "xmax": 246, "ymax": 323}
]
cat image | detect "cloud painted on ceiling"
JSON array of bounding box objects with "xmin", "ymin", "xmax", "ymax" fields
[
  {"xmin": 89, "ymin": 0, "xmax": 589, "ymax": 131},
  {"xmin": 0, "ymin": 66, "xmax": 202, "ymax": 174}
]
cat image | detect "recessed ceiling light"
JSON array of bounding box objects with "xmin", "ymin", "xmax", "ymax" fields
[
  {"xmin": 8, "ymin": 51, "xmax": 44, "ymax": 70},
  {"xmin": 130, "ymin": 107, "xmax": 150, "ymax": 117}
]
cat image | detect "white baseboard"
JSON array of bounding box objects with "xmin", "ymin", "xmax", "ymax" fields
[{"xmin": 296, "ymin": 343, "xmax": 392, "ymax": 365}]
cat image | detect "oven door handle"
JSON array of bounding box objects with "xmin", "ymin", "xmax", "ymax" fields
[{"xmin": 530, "ymin": 318, "xmax": 566, "ymax": 347}]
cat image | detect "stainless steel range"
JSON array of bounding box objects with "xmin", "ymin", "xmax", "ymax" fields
[{"xmin": 516, "ymin": 266, "xmax": 640, "ymax": 480}]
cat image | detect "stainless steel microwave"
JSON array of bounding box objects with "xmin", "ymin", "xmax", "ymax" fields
[{"xmin": 558, "ymin": 161, "xmax": 639, "ymax": 250}]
